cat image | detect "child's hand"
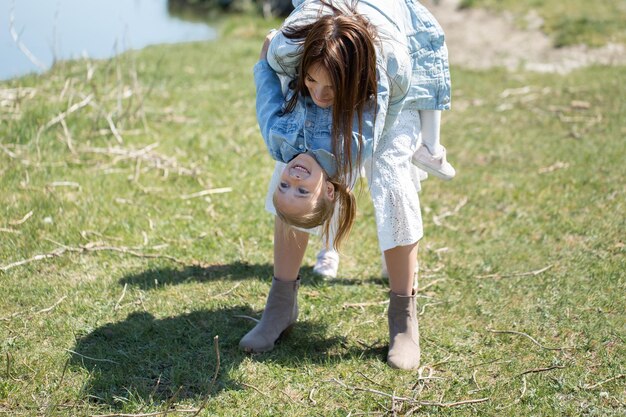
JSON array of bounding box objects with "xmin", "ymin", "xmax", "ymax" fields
[{"xmin": 260, "ymin": 29, "xmax": 278, "ymax": 61}]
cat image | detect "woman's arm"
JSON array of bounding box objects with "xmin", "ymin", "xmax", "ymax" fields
[
  {"xmin": 266, "ymin": 0, "xmax": 330, "ymax": 76},
  {"xmin": 266, "ymin": 31, "xmax": 300, "ymax": 77},
  {"xmin": 259, "ymin": 31, "xmax": 276, "ymax": 61}
]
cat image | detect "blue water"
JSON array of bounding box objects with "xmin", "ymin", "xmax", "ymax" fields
[{"xmin": 0, "ymin": 0, "xmax": 216, "ymax": 81}]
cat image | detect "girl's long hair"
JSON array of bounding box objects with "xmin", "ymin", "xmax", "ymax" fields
[
  {"xmin": 274, "ymin": 177, "xmax": 356, "ymax": 250},
  {"xmin": 276, "ymin": 0, "xmax": 378, "ymax": 249}
]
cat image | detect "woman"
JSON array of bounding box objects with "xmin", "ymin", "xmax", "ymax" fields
[{"xmin": 240, "ymin": 0, "xmax": 452, "ymax": 370}]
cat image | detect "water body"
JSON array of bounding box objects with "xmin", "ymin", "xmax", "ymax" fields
[{"xmin": 0, "ymin": 0, "xmax": 216, "ymax": 81}]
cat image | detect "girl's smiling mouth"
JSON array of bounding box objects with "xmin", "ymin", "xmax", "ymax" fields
[
  {"xmin": 292, "ymin": 164, "xmax": 310, "ymax": 174},
  {"xmin": 289, "ymin": 163, "xmax": 311, "ymax": 178}
]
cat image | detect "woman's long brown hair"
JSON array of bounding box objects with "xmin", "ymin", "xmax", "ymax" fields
[
  {"xmin": 282, "ymin": 0, "xmax": 378, "ymax": 185},
  {"xmin": 275, "ymin": 1, "xmax": 378, "ymax": 249}
]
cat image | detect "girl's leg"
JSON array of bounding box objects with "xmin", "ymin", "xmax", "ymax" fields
[
  {"xmin": 419, "ymin": 109, "xmax": 443, "ymax": 155},
  {"xmin": 239, "ymin": 217, "xmax": 308, "ymax": 353},
  {"xmin": 414, "ymin": 110, "xmax": 455, "ymax": 180}
]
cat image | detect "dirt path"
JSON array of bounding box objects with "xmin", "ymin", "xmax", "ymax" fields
[{"xmin": 425, "ymin": 0, "xmax": 626, "ymax": 73}]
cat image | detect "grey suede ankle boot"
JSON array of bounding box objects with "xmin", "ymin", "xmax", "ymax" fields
[
  {"xmin": 239, "ymin": 277, "xmax": 300, "ymax": 353},
  {"xmin": 387, "ymin": 290, "xmax": 421, "ymax": 370}
]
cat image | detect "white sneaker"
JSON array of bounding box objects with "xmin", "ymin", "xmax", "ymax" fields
[
  {"xmin": 411, "ymin": 144, "xmax": 456, "ymax": 180},
  {"xmin": 313, "ymin": 249, "xmax": 340, "ymax": 278}
]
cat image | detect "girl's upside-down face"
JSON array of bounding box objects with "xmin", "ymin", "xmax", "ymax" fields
[{"xmin": 274, "ymin": 153, "xmax": 335, "ymax": 218}]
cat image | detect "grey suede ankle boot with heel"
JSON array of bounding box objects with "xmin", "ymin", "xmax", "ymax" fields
[
  {"xmin": 239, "ymin": 277, "xmax": 300, "ymax": 353},
  {"xmin": 387, "ymin": 290, "xmax": 421, "ymax": 370}
]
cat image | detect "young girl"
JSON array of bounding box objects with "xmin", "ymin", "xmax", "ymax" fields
[
  {"xmin": 241, "ymin": 0, "xmax": 453, "ymax": 370},
  {"xmin": 254, "ymin": 28, "xmax": 375, "ymax": 249}
]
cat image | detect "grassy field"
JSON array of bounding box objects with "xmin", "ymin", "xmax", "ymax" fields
[
  {"xmin": 459, "ymin": 0, "xmax": 626, "ymax": 47},
  {"xmin": 1, "ymin": 11, "xmax": 625, "ymax": 417}
]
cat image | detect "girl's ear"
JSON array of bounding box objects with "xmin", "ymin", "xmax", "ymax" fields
[{"xmin": 325, "ymin": 180, "xmax": 336, "ymax": 201}]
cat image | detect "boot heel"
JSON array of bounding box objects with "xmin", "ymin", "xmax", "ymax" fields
[{"xmin": 281, "ymin": 323, "xmax": 295, "ymax": 337}]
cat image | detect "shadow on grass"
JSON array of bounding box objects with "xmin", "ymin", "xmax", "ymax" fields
[
  {"xmin": 118, "ymin": 261, "xmax": 273, "ymax": 289},
  {"xmin": 70, "ymin": 307, "xmax": 385, "ymax": 407},
  {"xmin": 119, "ymin": 261, "xmax": 388, "ymax": 290}
]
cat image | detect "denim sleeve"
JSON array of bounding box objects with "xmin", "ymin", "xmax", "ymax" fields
[{"xmin": 254, "ymin": 60, "xmax": 297, "ymax": 162}]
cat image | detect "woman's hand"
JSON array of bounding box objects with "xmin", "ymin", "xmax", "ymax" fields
[{"xmin": 260, "ymin": 29, "xmax": 278, "ymax": 61}]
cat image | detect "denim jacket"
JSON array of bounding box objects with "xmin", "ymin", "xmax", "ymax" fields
[
  {"xmin": 267, "ymin": 0, "xmax": 451, "ymax": 149},
  {"xmin": 254, "ymin": 60, "xmax": 374, "ymax": 178}
]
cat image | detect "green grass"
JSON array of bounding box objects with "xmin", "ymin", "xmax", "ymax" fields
[
  {"xmin": 1, "ymin": 13, "xmax": 625, "ymax": 417},
  {"xmin": 459, "ymin": 0, "xmax": 626, "ymax": 47}
]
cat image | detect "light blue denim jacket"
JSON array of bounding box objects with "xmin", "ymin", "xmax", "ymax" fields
[
  {"xmin": 267, "ymin": 0, "xmax": 451, "ymax": 149},
  {"xmin": 254, "ymin": 59, "xmax": 374, "ymax": 178}
]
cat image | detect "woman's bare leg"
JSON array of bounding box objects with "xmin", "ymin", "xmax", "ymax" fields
[
  {"xmin": 274, "ymin": 217, "xmax": 309, "ymax": 281},
  {"xmin": 384, "ymin": 242, "xmax": 418, "ymax": 295},
  {"xmin": 384, "ymin": 242, "xmax": 421, "ymax": 369},
  {"xmin": 239, "ymin": 217, "xmax": 307, "ymax": 353}
]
